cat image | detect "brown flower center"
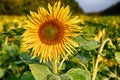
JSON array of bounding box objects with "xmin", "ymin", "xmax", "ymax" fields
[{"xmin": 38, "ymin": 20, "xmax": 64, "ymax": 45}]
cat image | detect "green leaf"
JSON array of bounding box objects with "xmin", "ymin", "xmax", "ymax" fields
[
  {"xmin": 2, "ymin": 43, "xmax": 19, "ymax": 53},
  {"xmin": 107, "ymin": 41, "xmax": 116, "ymax": 49},
  {"xmin": 44, "ymin": 74, "xmax": 60, "ymax": 80},
  {"xmin": 74, "ymin": 36, "xmax": 99, "ymax": 50},
  {"xmin": 115, "ymin": 52, "xmax": 120, "ymax": 64},
  {"xmin": 29, "ymin": 64, "xmax": 51, "ymax": 80},
  {"xmin": 20, "ymin": 53, "xmax": 39, "ymax": 64},
  {"xmin": 12, "ymin": 28, "xmax": 25, "ymax": 35},
  {"xmin": 0, "ymin": 68, "xmax": 6, "ymax": 78},
  {"xmin": 79, "ymin": 40, "xmax": 99, "ymax": 50},
  {"xmin": 60, "ymin": 63, "xmax": 66, "ymax": 71},
  {"xmin": 70, "ymin": 57, "xmax": 80, "ymax": 64},
  {"xmin": 60, "ymin": 74, "xmax": 73, "ymax": 80},
  {"xmin": 67, "ymin": 68, "xmax": 91, "ymax": 80},
  {"xmin": 77, "ymin": 51, "xmax": 91, "ymax": 64},
  {"xmin": 21, "ymin": 71, "xmax": 35, "ymax": 80}
]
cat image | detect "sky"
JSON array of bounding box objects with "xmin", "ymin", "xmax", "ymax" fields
[{"xmin": 75, "ymin": 0, "xmax": 120, "ymax": 13}]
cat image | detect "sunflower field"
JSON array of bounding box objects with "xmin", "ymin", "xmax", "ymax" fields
[{"xmin": 0, "ymin": 1, "xmax": 120, "ymax": 80}]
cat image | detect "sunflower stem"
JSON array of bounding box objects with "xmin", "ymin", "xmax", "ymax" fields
[
  {"xmin": 5, "ymin": 37, "xmax": 8, "ymax": 46},
  {"xmin": 92, "ymin": 38, "xmax": 111, "ymax": 80},
  {"xmin": 52, "ymin": 60, "xmax": 57, "ymax": 74},
  {"xmin": 58, "ymin": 54, "xmax": 69, "ymax": 71}
]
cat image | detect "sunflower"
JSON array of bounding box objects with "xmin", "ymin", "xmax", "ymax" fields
[{"xmin": 22, "ymin": 1, "xmax": 81, "ymax": 63}]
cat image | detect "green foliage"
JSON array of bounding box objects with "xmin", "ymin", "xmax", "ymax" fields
[
  {"xmin": 29, "ymin": 64, "xmax": 91, "ymax": 80},
  {"xmin": 0, "ymin": 68, "xmax": 6, "ymax": 78},
  {"xmin": 0, "ymin": 16, "xmax": 28, "ymax": 80},
  {"xmin": 67, "ymin": 68, "xmax": 91, "ymax": 80},
  {"xmin": 29, "ymin": 64, "xmax": 51, "ymax": 80},
  {"xmin": 74, "ymin": 36, "xmax": 100, "ymax": 50},
  {"xmin": 115, "ymin": 52, "xmax": 120, "ymax": 64},
  {"xmin": 60, "ymin": 74, "xmax": 72, "ymax": 80},
  {"xmin": 45, "ymin": 74, "xmax": 61, "ymax": 80},
  {"xmin": 21, "ymin": 71, "xmax": 35, "ymax": 80}
]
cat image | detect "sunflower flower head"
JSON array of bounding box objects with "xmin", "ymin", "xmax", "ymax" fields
[{"xmin": 22, "ymin": 1, "xmax": 81, "ymax": 63}]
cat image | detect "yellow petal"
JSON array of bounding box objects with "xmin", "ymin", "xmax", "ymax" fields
[{"xmin": 53, "ymin": 1, "xmax": 61, "ymax": 18}]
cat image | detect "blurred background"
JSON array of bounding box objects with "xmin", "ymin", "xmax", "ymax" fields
[
  {"xmin": 0, "ymin": 0, "xmax": 120, "ymax": 15},
  {"xmin": 0, "ymin": 0, "xmax": 120, "ymax": 80}
]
